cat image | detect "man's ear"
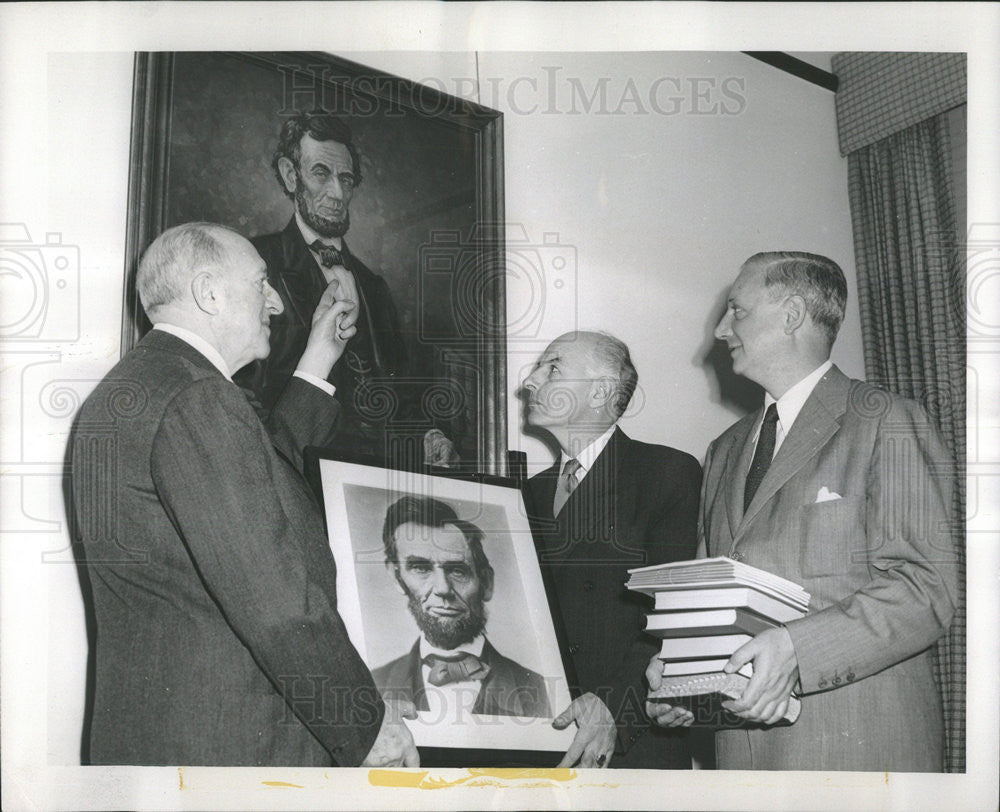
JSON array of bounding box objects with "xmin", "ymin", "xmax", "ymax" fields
[
  {"xmin": 386, "ymin": 561, "xmax": 407, "ymax": 596},
  {"xmin": 590, "ymin": 376, "xmax": 616, "ymax": 410},
  {"xmin": 783, "ymin": 294, "xmax": 808, "ymax": 334},
  {"xmin": 480, "ymin": 567, "xmax": 494, "ymax": 603},
  {"xmin": 277, "ymin": 156, "xmax": 298, "ymax": 195},
  {"xmin": 191, "ymin": 271, "xmax": 220, "ymax": 315}
]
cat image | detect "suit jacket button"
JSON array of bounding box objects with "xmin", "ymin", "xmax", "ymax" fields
[
  {"xmin": 818, "ymin": 678, "xmax": 827, "ymax": 688},
  {"xmin": 568, "ymin": 644, "xmax": 580, "ymax": 655},
  {"xmin": 833, "ymin": 676, "xmax": 842, "ymax": 686},
  {"xmin": 583, "ymin": 580, "xmax": 594, "ymax": 591},
  {"xmin": 846, "ymin": 672, "xmax": 855, "ymax": 682},
  {"xmin": 730, "ymin": 551, "xmax": 743, "ymax": 561}
]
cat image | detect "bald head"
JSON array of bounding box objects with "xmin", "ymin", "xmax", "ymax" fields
[
  {"xmin": 136, "ymin": 222, "xmax": 284, "ymax": 374},
  {"xmin": 137, "ymin": 222, "xmax": 245, "ymax": 316},
  {"xmin": 521, "ymin": 330, "xmax": 637, "ymax": 448},
  {"xmin": 580, "ymin": 331, "xmax": 638, "ymax": 418}
]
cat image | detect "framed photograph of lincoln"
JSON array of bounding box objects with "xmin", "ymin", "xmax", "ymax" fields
[{"xmin": 314, "ymin": 455, "xmax": 575, "ymax": 757}]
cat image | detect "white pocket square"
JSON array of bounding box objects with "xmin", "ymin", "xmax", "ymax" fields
[{"xmin": 815, "ymin": 486, "xmax": 842, "ymax": 503}]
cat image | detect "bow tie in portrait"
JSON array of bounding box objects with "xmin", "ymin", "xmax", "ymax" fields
[
  {"xmin": 422, "ymin": 652, "xmax": 491, "ymax": 686},
  {"xmin": 310, "ymin": 240, "xmax": 343, "ymax": 268}
]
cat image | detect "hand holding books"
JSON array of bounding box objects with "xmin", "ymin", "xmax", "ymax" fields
[
  {"xmin": 631, "ymin": 557, "xmax": 810, "ymax": 728},
  {"xmin": 719, "ymin": 626, "xmax": 799, "ymax": 725}
]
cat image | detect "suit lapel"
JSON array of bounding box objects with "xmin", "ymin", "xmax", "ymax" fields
[
  {"xmin": 533, "ymin": 460, "xmax": 560, "ymax": 519},
  {"xmin": 473, "ymin": 640, "xmax": 505, "ymax": 715},
  {"xmin": 724, "ymin": 416, "xmax": 758, "ymax": 541},
  {"xmin": 340, "ymin": 241, "xmax": 384, "ymax": 374},
  {"xmin": 737, "ymin": 367, "xmax": 850, "ymax": 535},
  {"xmin": 273, "ymin": 218, "xmax": 324, "ymax": 326},
  {"xmin": 405, "ymin": 640, "xmax": 430, "ymax": 712},
  {"xmin": 561, "ymin": 428, "xmax": 619, "ymax": 541}
]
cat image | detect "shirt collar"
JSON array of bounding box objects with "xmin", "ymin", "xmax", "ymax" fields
[
  {"xmin": 763, "ymin": 359, "xmax": 833, "ymax": 437},
  {"xmin": 559, "ymin": 423, "xmax": 616, "ymax": 475},
  {"xmin": 420, "ymin": 634, "xmax": 486, "ymax": 661},
  {"xmin": 153, "ymin": 323, "xmax": 232, "ymax": 381},
  {"xmin": 295, "ymin": 210, "xmax": 343, "ymax": 252}
]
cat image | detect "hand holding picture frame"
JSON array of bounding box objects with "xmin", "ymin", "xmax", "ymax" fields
[{"xmin": 314, "ymin": 454, "xmax": 575, "ymax": 759}]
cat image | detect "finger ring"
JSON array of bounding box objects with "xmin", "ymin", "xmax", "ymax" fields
[{"xmin": 596, "ymin": 753, "xmax": 607, "ymax": 766}]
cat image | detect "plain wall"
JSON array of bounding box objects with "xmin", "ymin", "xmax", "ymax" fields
[
  {"xmin": 360, "ymin": 51, "xmax": 863, "ymax": 471},
  {"xmin": 28, "ymin": 50, "xmax": 861, "ymax": 764}
]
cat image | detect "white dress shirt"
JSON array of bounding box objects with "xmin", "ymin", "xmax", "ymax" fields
[
  {"xmin": 750, "ymin": 359, "xmax": 834, "ymax": 463},
  {"xmin": 419, "ymin": 634, "xmax": 486, "ymax": 722},
  {"xmin": 557, "ymin": 423, "xmax": 617, "ymax": 486}
]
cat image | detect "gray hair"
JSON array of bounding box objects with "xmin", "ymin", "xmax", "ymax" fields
[
  {"xmin": 745, "ymin": 251, "xmax": 848, "ymax": 346},
  {"xmin": 137, "ymin": 222, "xmax": 240, "ymax": 313},
  {"xmin": 587, "ymin": 331, "xmax": 638, "ymax": 419}
]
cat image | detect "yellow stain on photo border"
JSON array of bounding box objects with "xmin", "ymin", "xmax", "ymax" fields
[{"xmin": 368, "ymin": 767, "xmax": 589, "ymax": 790}]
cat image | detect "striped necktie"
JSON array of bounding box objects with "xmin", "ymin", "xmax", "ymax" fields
[
  {"xmin": 553, "ymin": 457, "xmax": 582, "ymax": 516},
  {"xmin": 744, "ymin": 403, "xmax": 779, "ymax": 512}
]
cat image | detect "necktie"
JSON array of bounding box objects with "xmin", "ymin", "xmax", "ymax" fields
[
  {"xmin": 422, "ymin": 652, "xmax": 491, "ymax": 686},
  {"xmin": 553, "ymin": 457, "xmax": 582, "ymax": 516},
  {"xmin": 310, "ymin": 240, "xmax": 343, "ymax": 268},
  {"xmin": 744, "ymin": 403, "xmax": 779, "ymax": 512}
]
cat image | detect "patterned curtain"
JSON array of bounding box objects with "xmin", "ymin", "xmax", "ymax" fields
[{"xmin": 845, "ymin": 112, "xmax": 966, "ymax": 772}]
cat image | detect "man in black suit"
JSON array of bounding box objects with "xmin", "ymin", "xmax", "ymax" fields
[
  {"xmin": 72, "ymin": 222, "xmax": 417, "ymax": 766},
  {"xmin": 373, "ymin": 496, "xmax": 551, "ymax": 719},
  {"xmin": 237, "ymin": 112, "xmax": 455, "ymax": 464},
  {"xmin": 521, "ymin": 331, "xmax": 701, "ymax": 768}
]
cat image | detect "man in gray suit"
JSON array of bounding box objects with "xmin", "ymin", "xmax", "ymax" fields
[
  {"xmin": 647, "ymin": 251, "xmax": 957, "ymax": 771},
  {"xmin": 72, "ymin": 222, "xmax": 418, "ymax": 766}
]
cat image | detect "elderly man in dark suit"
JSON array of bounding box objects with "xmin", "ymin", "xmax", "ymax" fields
[
  {"xmin": 521, "ymin": 331, "xmax": 702, "ymax": 769},
  {"xmin": 236, "ymin": 112, "xmax": 455, "ymax": 465},
  {"xmin": 647, "ymin": 251, "xmax": 958, "ymax": 771},
  {"xmin": 71, "ymin": 222, "xmax": 418, "ymax": 767},
  {"xmin": 373, "ymin": 496, "xmax": 551, "ymax": 719}
]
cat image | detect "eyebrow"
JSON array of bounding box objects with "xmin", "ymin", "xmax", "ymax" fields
[
  {"xmin": 403, "ymin": 554, "xmax": 470, "ymax": 569},
  {"xmin": 309, "ymin": 160, "xmax": 353, "ymax": 175}
]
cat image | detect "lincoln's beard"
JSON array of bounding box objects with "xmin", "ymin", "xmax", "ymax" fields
[
  {"xmin": 295, "ymin": 182, "xmax": 350, "ymax": 239},
  {"xmin": 405, "ymin": 587, "xmax": 488, "ymax": 650}
]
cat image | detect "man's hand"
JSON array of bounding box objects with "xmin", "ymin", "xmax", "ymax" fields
[
  {"xmin": 327, "ymin": 266, "xmax": 359, "ymax": 315},
  {"xmin": 721, "ymin": 626, "xmax": 799, "ymax": 725},
  {"xmin": 296, "ymin": 282, "xmax": 358, "ymax": 380},
  {"xmin": 423, "ymin": 429, "xmax": 460, "ymax": 467},
  {"xmin": 644, "ymin": 653, "xmax": 694, "ymax": 728},
  {"xmin": 360, "ymin": 699, "xmax": 419, "ymax": 768},
  {"xmin": 552, "ymin": 693, "xmax": 616, "ymax": 768}
]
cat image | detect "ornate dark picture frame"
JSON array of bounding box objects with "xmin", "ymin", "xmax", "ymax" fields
[{"xmin": 122, "ymin": 51, "xmax": 507, "ymax": 472}]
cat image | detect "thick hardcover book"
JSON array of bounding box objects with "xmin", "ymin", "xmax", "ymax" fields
[
  {"xmin": 627, "ymin": 557, "xmax": 810, "ymax": 609},
  {"xmin": 645, "ymin": 607, "xmax": 778, "ymax": 637},
  {"xmin": 652, "ymin": 586, "xmax": 806, "ymax": 623},
  {"xmin": 648, "ymin": 671, "xmax": 801, "ymax": 727},
  {"xmin": 658, "ymin": 633, "xmax": 752, "ymax": 661},
  {"xmin": 660, "ymin": 659, "xmax": 753, "ymax": 678}
]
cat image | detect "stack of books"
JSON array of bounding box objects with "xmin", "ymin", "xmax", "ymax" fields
[{"xmin": 627, "ymin": 557, "xmax": 810, "ymax": 726}]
